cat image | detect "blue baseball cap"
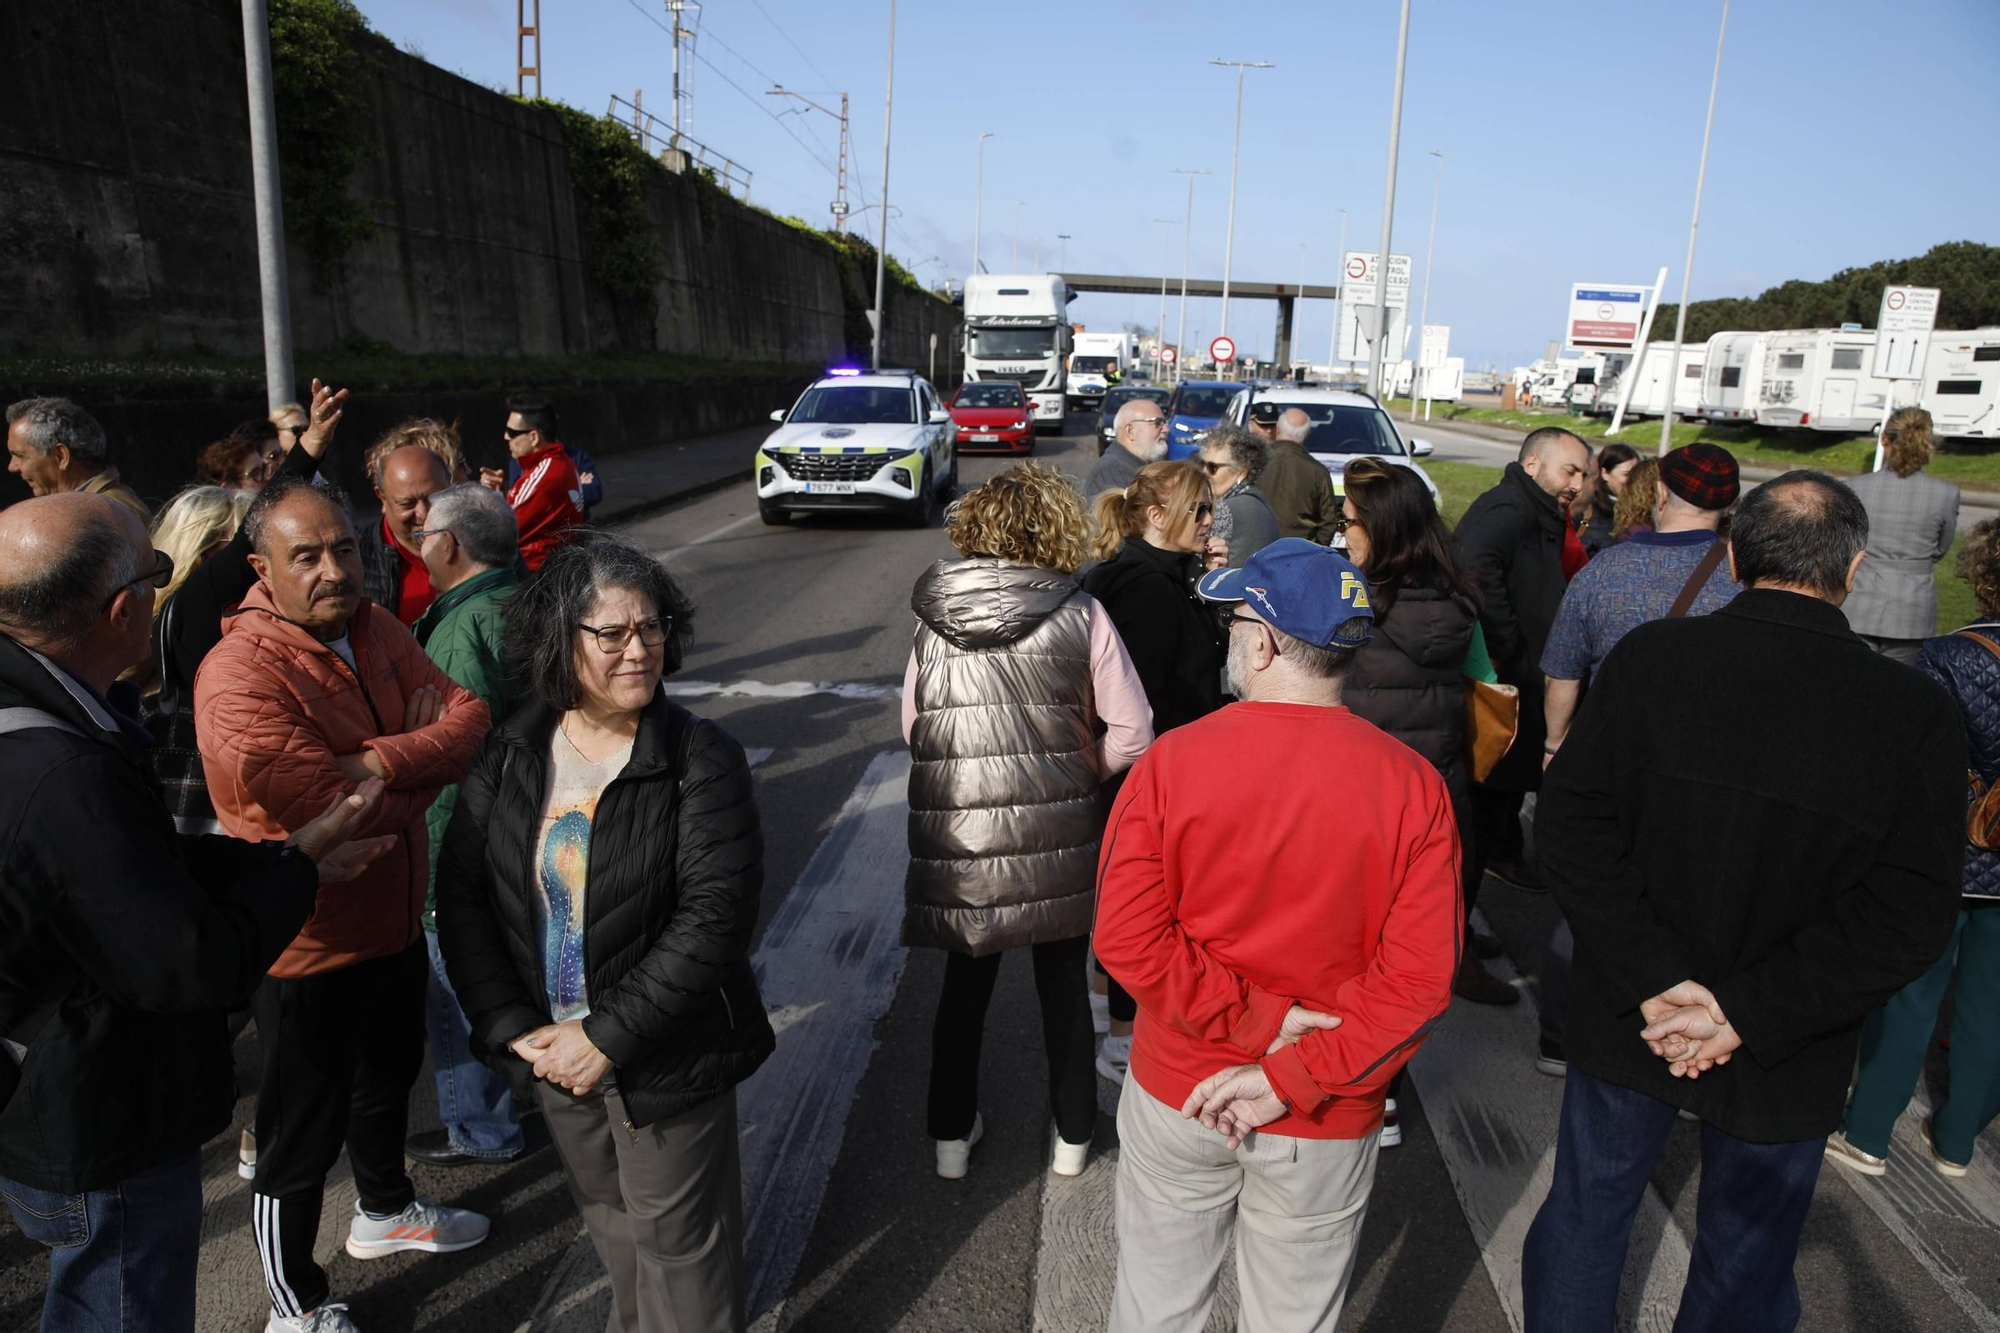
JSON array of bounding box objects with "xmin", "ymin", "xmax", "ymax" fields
[{"xmin": 1196, "ymin": 538, "xmax": 1375, "ymax": 650}]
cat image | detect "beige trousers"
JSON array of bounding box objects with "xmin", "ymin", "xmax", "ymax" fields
[
  {"xmin": 537, "ymin": 1082, "xmax": 747, "ymax": 1333},
  {"xmin": 1110, "ymin": 1077, "xmax": 1379, "ymax": 1333}
]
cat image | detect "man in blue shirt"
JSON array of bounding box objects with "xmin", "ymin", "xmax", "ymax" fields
[{"xmin": 1532, "ymin": 442, "xmax": 1741, "ymax": 1075}]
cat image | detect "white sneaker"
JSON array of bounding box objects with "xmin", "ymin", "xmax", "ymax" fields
[
  {"xmin": 1088, "ymin": 990, "xmax": 1110, "ymax": 1036},
  {"xmin": 344, "ymin": 1197, "xmax": 490, "ymax": 1259},
  {"xmin": 1051, "ymin": 1135, "xmax": 1089, "ymax": 1177},
  {"xmin": 1095, "ymin": 1033, "xmax": 1132, "ymax": 1083},
  {"xmin": 1379, "ymin": 1097, "xmax": 1402, "ymax": 1149},
  {"xmin": 935, "ymin": 1114, "xmax": 984, "ymax": 1180},
  {"xmin": 266, "ymin": 1303, "xmax": 360, "ymax": 1332},
  {"xmin": 239, "ymin": 1129, "xmax": 257, "ymax": 1181}
]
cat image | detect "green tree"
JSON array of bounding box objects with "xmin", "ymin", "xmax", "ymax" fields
[{"xmin": 269, "ymin": 0, "xmax": 378, "ymax": 288}]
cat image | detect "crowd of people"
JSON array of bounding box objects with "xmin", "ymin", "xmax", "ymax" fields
[{"xmin": 3, "ymin": 376, "xmax": 1997, "ymax": 1333}]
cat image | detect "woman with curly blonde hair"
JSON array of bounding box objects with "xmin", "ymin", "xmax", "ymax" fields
[
  {"xmin": 1611, "ymin": 457, "xmax": 1659, "ymax": 542},
  {"xmin": 1831, "ymin": 518, "xmax": 2000, "ymax": 1178},
  {"xmin": 902, "ymin": 461, "xmax": 1152, "ymax": 1181},
  {"xmin": 1845, "ymin": 406, "xmax": 1962, "ymax": 663}
]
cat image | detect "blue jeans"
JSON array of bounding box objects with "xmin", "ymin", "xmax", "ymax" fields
[
  {"xmin": 424, "ymin": 930, "xmax": 524, "ymax": 1158},
  {"xmin": 0, "ymin": 1150, "xmax": 202, "ymax": 1333},
  {"xmin": 1522, "ymin": 1069, "xmax": 1825, "ymax": 1333}
]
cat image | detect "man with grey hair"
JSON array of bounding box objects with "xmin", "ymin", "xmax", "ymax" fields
[
  {"xmin": 408, "ymin": 482, "xmax": 526, "ymax": 1167},
  {"xmin": 5, "ymin": 397, "xmax": 149, "ymax": 520},
  {"xmin": 1257, "ymin": 406, "xmax": 1340, "ymax": 543},
  {"xmin": 1085, "ymin": 395, "xmax": 1172, "ymax": 498},
  {"xmin": 0, "ymin": 492, "xmax": 387, "ymax": 1333}
]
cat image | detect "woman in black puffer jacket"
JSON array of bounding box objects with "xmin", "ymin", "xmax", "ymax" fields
[{"xmin": 438, "ymin": 534, "xmax": 773, "ymax": 1333}]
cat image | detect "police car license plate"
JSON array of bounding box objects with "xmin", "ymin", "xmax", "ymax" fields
[
  {"xmin": 971, "ymin": 432, "xmax": 998, "ymax": 442},
  {"xmin": 804, "ymin": 482, "xmax": 855, "ymax": 495}
]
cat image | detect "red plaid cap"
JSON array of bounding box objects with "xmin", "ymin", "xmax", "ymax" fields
[{"xmin": 1659, "ymin": 442, "xmax": 1739, "ymax": 510}]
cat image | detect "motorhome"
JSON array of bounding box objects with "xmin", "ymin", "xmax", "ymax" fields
[
  {"xmin": 961, "ymin": 274, "xmax": 1074, "ymax": 430},
  {"xmin": 1067, "ymin": 330, "xmax": 1136, "ymax": 411},
  {"xmin": 1697, "ymin": 331, "xmax": 1772, "ymax": 424},
  {"xmin": 1588, "ymin": 344, "xmax": 1704, "ymax": 419},
  {"xmin": 1755, "ymin": 329, "xmax": 1896, "ymax": 432},
  {"xmin": 1921, "ymin": 329, "xmax": 2000, "ymax": 441}
]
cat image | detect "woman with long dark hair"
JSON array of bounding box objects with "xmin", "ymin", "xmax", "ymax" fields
[{"xmin": 1581, "ymin": 442, "xmax": 1640, "ymax": 555}]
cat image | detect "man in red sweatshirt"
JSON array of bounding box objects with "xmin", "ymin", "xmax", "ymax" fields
[
  {"xmin": 1094, "ymin": 537, "xmax": 1461, "ymax": 1333},
  {"xmin": 480, "ymin": 393, "xmax": 583, "ymax": 570}
]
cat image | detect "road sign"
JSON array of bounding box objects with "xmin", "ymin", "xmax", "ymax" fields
[
  {"xmin": 1873, "ymin": 285, "xmax": 1941, "ymax": 380},
  {"xmin": 1209, "ymin": 335, "xmax": 1236, "ymax": 365},
  {"xmin": 1566, "ymin": 283, "xmax": 1651, "ymax": 350},
  {"xmin": 1160, "ymin": 345, "xmax": 1177, "ymax": 365},
  {"xmin": 1420, "ymin": 324, "xmax": 1451, "ymax": 370},
  {"xmin": 1340, "ymin": 251, "xmax": 1411, "ymax": 308},
  {"xmin": 1339, "ymin": 303, "xmax": 1408, "ymax": 364}
]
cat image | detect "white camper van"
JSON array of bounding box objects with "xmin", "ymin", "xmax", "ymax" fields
[
  {"xmin": 961, "ymin": 274, "xmax": 1074, "ymax": 430},
  {"xmin": 1588, "ymin": 344, "xmax": 1704, "ymax": 419},
  {"xmin": 1755, "ymin": 329, "xmax": 1896, "ymax": 432},
  {"xmin": 1698, "ymin": 331, "xmax": 1771, "ymax": 424},
  {"xmin": 1921, "ymin": 330, "xmax": 2000, "ymax": 441}
]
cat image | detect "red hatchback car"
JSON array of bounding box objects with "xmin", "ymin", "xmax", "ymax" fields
[{"xmin": 948, "ymin": 381, "xmax": 1035, "ymax": 454}]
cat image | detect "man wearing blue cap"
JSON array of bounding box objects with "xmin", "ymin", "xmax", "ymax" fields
[{"xmin": 1094, "ymin": 538, "xmax": 1462, "ymax": 1332}]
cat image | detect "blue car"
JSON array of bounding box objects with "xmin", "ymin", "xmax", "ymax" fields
[{"xmin": 1163, "ymin": 380, "xmax": 1248, "ymax": 459}]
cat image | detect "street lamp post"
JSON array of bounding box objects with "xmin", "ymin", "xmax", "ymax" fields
[
  {"xmin": 1660, "ymin": 0, "xmax": 1731, "ymax": 455},
  {"xmin": 973, "ymin": 131, "xmax": 993, "ymax": 277},
  {"xmin": 1056, "ymin": 233, "xmax": 1071, "ymax": 272},
  {"xmin": 241, "ymin": 0, "xmax": 293, "ymax": 410},
  {"xmin": 1013, "ymin": 201, "xmax": 1024, "ymax": 270},
  {"xmin": 1411, "ymin": 150, "xmax": 1442, "ymax": 422},
  {"xmin": 1155, "ymin": 218, "xmax": 1177, "ymax": 372},
  {"xmin": 1367, "ymin": 1, "xmax": 1411, "ymax": 400},
  {"xmin": 1209, "ymin": 59, "xmax": 1273, "ymax": 341},
  {"xmin": 1327, "ymin": 207, "xmax": 1347, "ymax": 379},
  {"xmin": 1172, "ymin": 168, "xmax": 1210, "ymax": 386},
  {"xmin": 868, "ymin": 0, "xmax": 897, "ymax": 371}
]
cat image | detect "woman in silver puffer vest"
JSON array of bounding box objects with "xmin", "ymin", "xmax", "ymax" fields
[{"xmin": 901, "ymin": 462, "xmax": 1153, "ymax": 1182}]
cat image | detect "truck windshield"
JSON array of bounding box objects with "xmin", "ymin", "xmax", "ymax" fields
[
  {"xmin": 789, "ymin": 385, "xmax": 915, "ymax": 425},
  {"xmin": 1265, "ymin": 403, "xmax": 1407, "ymax": 456},
  {"xmin": 1071, "ymin": 356, "xmax": 1118, "ymax": 374},
  {"xmin": 969, "ymin": 326, "xmax": 1057, "ymax": 359}
]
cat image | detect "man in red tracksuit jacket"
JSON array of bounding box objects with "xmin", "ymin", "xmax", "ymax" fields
[
  {"xmin": 480, "ymin": 394, "xmax": 583, "ymax": 569},
  {"xmin": 1094, "ymin": 538, "xmax": 1461, "ymax": 1333}
]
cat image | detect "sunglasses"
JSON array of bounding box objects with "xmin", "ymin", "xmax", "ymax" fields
[
  {"xmin": 502, "ymin": 425, "xmax": 534, "ymax": 439},
  {"xmin": 101, "ymin": 549, "xmax": 174, "ymax": 611},
  {"xmin": 1187, "ymin": 500, "xmax": 1214, "ymax": 518}
]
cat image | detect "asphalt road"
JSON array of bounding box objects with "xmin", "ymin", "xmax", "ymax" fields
[{"xmin": 4, "ymin": 412, "xmax": 1996, "ymax": 1333}]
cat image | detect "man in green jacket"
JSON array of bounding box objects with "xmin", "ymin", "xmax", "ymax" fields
[{"xmin": 408, "ymin": 482, "xmax": 526, "ymax": 1166}]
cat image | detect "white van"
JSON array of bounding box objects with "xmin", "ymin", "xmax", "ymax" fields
[
  {"xmin": 1589, "ymin": 344, "xmax": 1704, "ymax": 419},
  {"xmin": 1756, "ymin": 329, "xmax": 1897, "ymax": 432},
  {"xmin": 1698, "ymin": 331, "xmax": 1771, "ymax": 424},
  {"xmin": 1921, "ymin": 329, "xmax": 2000, "ymax": 441}
]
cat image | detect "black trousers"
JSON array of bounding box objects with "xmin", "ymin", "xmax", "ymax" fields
[
  {"xmin": 251, "ymin": 943, "xmax": 426, "ymax": 1318},
  {"xmin": 1466, "ymin": 785, "xmax": 1527, "ymax": 915},
  {"xmin": 1094, "ymin": 960, "xmax": 1138, "ymax": 1024},
  {"xmin": 927, "ymin": 935, "xmax": 1097, "ymax": 1146}
]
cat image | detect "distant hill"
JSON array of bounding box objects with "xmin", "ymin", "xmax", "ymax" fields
[{"xmin": 1650, "ymin": 241, "xmax": 2000, "ymax": 344}]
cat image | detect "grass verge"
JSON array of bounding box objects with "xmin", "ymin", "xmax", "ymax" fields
[{"xmin": 1425, "ymin": 458, "xmax": 1973, "ymax": 636}]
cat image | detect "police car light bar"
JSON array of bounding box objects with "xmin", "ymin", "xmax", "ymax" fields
[{"xmin": 827, "ymin": 366, "xmax": 863, "ymax": 376}]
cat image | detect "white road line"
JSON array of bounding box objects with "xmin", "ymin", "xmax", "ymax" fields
[
  {"xmin": 1402, "ymin": 909, "xmax": 1692, "ymax": 1333},
  {"xmin": 664, "ymin": 679, "xmax": 900, "ymax": 702},
  {"xmin": 527, "ymin": 750, "xmax": 914, "ymax": 1333},
  {"xmin": 743, "ymin": 746, "xmax": 775, "ymax": 770},
  {"xmin": 655, "ymin": 510, "xmax": 763, "ymax": 561}
]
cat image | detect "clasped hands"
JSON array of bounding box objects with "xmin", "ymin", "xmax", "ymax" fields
[
  {"xmin": 1639, "ymin": 979, "xmax": 1741, "ymax": 1079},
  {"xmin": 511, "ymin": 1020, "xmax": 613, "ymax": 1096},
  {"xmin": 1181, "ymin": 1003, "xmax": 1343, "ymax": 1151}
]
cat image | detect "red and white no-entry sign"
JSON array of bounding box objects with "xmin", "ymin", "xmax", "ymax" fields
[
  {"xmin": 1160, "ymin": 345, "xmax": 1178, "ymax": 364},
  {"xmin": 1209, "ymin": 335, "xmax": 1237, "ymax": 364}
]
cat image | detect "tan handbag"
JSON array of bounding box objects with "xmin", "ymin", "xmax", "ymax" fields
[{"xmin": 1464, "ymin": 677, "xmax": 1520, "ymax": 784}]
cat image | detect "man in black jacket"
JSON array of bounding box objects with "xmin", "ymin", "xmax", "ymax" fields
[
  {"xmin": 0, "ymin": 493, "xmax": 388, "ymax": 1333},
  {"xmin": 1450, "ymin": 427, "xmax": 1588, "ymax": 1000},
  {"xmin": 1522, "ymin": 472, "xmax": 1965, "ymax": 1331}
]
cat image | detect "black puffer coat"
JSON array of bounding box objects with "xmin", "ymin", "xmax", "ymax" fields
[
  {"xmin": 1454, "ymin": 463, "xmax": 1568, "ymax": 790},
  {"xmin": 1080, "ymin": 536, "xmax": 1223, "ymax": 734},
  {"xmin": 1917, "ymin": 622, "xmax": 2000, "ymax": 899},
  {"xmin": 436, "ymin": 694, "xmax": 776, "ymax": 1128},
  {"xmin": 1342, "ymin": 586, "xmax": 1477, "ymax": 814}
]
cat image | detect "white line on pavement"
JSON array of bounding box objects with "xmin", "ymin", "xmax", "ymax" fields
[
  {"xmin": 656, "ymin": 510, "xmax": 763, "ymax": 562},
  {"xmin": 664, "ymin": 679, "xmax": 900, "ymax": 703}
]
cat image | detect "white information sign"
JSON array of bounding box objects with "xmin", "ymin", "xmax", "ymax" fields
[
  {"xmin": 1420, "ymin": 324, "xmax": 1451, "ymax": 370},
  {"xmin": 1872, "ymin": 286, "xmax": 1941, "ymax": 380},
  {"xmin": 1341, "ymin": 251, "xmax": 1412, "ymax": 308},
  {"xmin": 1566, "ymin": 283, "xmax": 1652, "ymax": 350}
]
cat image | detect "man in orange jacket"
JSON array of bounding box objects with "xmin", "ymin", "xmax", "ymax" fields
[
  {"xmin": 195, "ymin": 476, "xmax": 492, "ymax": 1333},
  {"xmin": 1094, "ymin": 539, "xmax": 1460, "ymax": 1333}
]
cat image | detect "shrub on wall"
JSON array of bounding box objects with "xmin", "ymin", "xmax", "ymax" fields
[
  {"xmin": 526, "ymin": 100, "xmax": 664, "ymax": 344},
  {"xmin": 269, "ymin": 0, "xmax": 378, "ymax": 289}
]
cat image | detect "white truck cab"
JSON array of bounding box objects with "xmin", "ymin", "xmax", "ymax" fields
[{"xmin": 961, "ymin": 274, "xmax": 1074, "ymax": 431}]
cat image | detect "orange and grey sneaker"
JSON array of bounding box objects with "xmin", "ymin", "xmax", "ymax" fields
[
  {"xmin": 1920, "ymin": 1118, "xmax": 1970, "ymax": 1179},
  {"xmin": 344, "ymin": 1197, "xmax": 491, "ymax": 1259},
  {"xmin": 1823, "ymin": 1130, "xmax": 1887, "ymax": 1177}
]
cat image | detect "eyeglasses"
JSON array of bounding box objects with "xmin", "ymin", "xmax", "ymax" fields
[
  {"xmin": 1227, "ymin": 611, "xmax": 1282, "ymax": 655},
  {"xmin": 1331, "ymin": 512, "xmax": 1358, "ymax": 534},
  {"xmin": 1127, "ymin": 416, "xmax": 1168, "ymax": 430},
  {"xmin": 408, "ymin": 527, "xmax": 450, "ymax": 544},
  {"xmin": 1201, "ymin": 459, "xmax": 1227, "ymax": 475},
  {"xmin": 101, "ymin": 549, "xmax": 175, "ymax": 610},
  {"xmin": 577, "ymin": 617, "xmax": 670, "ymax": 653},
  {"xmin": 285, "ymin": 424, "xmax": 306, "ymax": 440},
  {"xmin": 502, "ymin": 425, "xmax": 534, "ymax": 439}
]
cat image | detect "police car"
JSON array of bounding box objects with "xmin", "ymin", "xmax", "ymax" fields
[
  {"xmin": 1223, "ymin": 385, "xmax": 1440, "ymax": 507},
  {"xmin": 755, "ymin": 368, "xmax": 959, "ymax": 526}
]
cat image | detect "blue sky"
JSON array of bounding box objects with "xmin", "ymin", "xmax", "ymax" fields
[{"xmin": 369, "ymin": 0, "xmax": 1999, "ymax": 372}]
